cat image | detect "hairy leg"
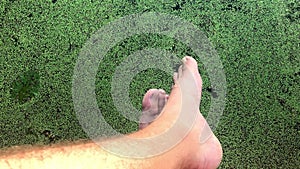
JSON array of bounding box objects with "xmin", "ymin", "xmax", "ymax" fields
[{"xmin": 0, "ymin": 56, "xmax": 222, "ymax": 169}]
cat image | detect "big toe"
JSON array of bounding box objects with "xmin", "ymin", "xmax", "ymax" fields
[{"xmin": 182, "ymin": 56, "xmax": 199, "ymax": 74}]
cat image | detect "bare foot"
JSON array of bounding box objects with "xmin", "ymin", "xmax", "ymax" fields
[
  {"xmin": 139, "ymin": 89, "xmax": 168, "ymax": 130},
  {"xmin": 174, "ymin": 56, "xmax": 222, "ymax": 169},
  {"xmin": 144, "ymin": 56, "xmax": 222, "ymax": 168}
]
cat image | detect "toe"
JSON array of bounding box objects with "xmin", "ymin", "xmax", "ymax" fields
[
  {"xmin": 139, "ymin": 89, "xmax": 169, "ymax": 130},
  {"xmin": 157, "ymin": 92, "xmax": 167, "ymax": 112},
  {"xmin": 158, "ymin": 89, "xmax": 166, "ymax": 94},
  {"xmin": 173, "ymin": 72, "xmax": 179, "ymax": 83},
  {"xmin": 182, "ymin": 56, "xmax": 198, "ymax": 72},
  {"xmin": 178, "ymin": 65, "xmax": 184, "ymax": 78},
  {"xmin": 142, "ymin": 89, "xmax": 157, "ymax": 110}
]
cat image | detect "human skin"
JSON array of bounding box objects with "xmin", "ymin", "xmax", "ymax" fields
[
  {"xmin": 139, "ymin": 89, "xmax": 168, "ymax": 130},
  {"xmin": 0, "ymin": 56, "xmax": 222, "ymax": 169}
]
